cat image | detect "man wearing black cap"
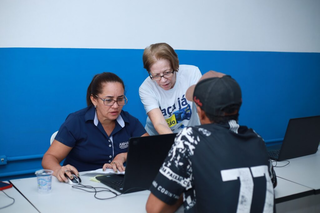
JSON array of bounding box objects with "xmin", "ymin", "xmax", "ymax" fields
[{"xmin": 146, "ymin": 71, "xmax": 277, "ymax": 213}]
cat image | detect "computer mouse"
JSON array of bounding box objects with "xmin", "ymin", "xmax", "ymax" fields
[{"xmin": 65, "ymin": 173, "xmax": 81, "ymax": 185}]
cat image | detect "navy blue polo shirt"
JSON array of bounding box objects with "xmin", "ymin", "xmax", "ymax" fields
[{"xmin": 55, "ymin": 105, "xmax": 146, "ymax": 172}]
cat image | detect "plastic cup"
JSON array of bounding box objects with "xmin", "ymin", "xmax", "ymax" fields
[{"xmin": 35, "ymin": 169, "xmax": 53, "ymax": 193}]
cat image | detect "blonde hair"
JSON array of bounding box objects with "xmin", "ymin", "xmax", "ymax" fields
[{"xmin": 142, "ymin": 43, "xmax": 179, "ymax": 72}]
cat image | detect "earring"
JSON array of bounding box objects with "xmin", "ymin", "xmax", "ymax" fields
[{"xmin": 94, "ymin": 105, "xmax": 97, "ymax": 108}]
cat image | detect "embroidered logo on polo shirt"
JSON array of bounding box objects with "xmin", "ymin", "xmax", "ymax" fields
[{"xmin": 119, "ymin": 141, "xmax": 129, "ymax": 149}]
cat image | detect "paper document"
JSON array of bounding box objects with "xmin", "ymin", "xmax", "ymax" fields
[{"xmin": 82, "ymin": 168, "xmax": 125, "ymax": 176}]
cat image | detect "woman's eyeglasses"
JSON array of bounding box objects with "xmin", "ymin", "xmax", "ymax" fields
[
  {"xmin": 95, "ymin": 95, "xmax": 128, "ymax": 106},
  {"xmin": 149, "ymin": 70, "xmax": 176, "ymax": 81}
]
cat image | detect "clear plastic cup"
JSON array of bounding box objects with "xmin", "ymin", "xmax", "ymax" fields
[{"xmin": 35, "ymin": 169, "xmax": 53, "ymax": 193}]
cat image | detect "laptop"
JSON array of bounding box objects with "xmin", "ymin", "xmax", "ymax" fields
[
  {"xmin": 96, "ymin": 133, "xmax": 177, "ymax": 194},
  {"xmin": 267, "ymin": 115, "xmax": 320, "ymax": 161}
]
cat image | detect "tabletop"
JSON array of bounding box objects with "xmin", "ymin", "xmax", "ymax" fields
[
  {"xmin": 0, "ymin": 182, "xmax": 39, "ymax": 213},
  {"xmin": 274, "ymin": 145, "xmax": 320, "ymax": 192}
]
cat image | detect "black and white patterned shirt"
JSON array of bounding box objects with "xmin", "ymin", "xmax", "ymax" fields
[{"xmin": 150, "ymin": 120, "xmax": 276, "ymax": 213}]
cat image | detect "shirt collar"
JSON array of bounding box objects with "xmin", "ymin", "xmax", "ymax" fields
[
  {"xmin": 94, "ymin": 111, "xmax": 99, "ymax": 126},
  {"xmin": 116, "ymin": 114, "xmax": 125, "ymax": 128}
]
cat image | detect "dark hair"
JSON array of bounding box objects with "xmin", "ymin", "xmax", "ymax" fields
[
  {"xmin": 143, "ymin": 43, "xmax": 179, "ymax": 72},
  {"xmin": 205, "ymin": 104, "xmax": 241, "ymax": 124},
  {"xmin": 86, "ymin": 72, "xmax": 125, "ymax": 106}
]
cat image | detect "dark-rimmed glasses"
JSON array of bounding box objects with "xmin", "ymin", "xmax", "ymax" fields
[
  {"xmin": 149, "ymin": 70, "xmax": 176, "ymax": 81},
  {"xmin": 95, "ymin": 95, "xmax": 128, "ymax": 106}
]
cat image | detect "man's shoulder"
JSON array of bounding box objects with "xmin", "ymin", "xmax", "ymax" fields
[
  {"xmin": 180, "ymin": 123, "xmax": 263, "ymax": 146},
  {"xmin": 187, "ymin": 123, "xmax": 223, "ymax": 135},
  {"xmin": 178, "ymin": 125, "xmax": 216, "ymax": 137}
]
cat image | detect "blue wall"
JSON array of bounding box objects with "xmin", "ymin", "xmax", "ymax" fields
[{"xmin": 1, "ymin": 48, "xmax": 320, "ymax": 180}]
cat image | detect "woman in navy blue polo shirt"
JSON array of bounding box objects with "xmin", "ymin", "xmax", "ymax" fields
[{"xmin": 42, "ymin": 72, "xmax": 148, "ymax": 183}]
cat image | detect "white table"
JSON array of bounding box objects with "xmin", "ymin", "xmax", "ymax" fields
[
  {"xmin": 0, "ymin": 182, "xmax": 39, "ymax": 213},
  {"xmin": 273, "ymin": 146, "xmax": 320, "ymax": 213},
  {"xmin": 274, "ymin": 147, "xmax": 320, "ymax": 193},
  {"xmin": 10, "ymin": 173, "xmax": 152, "ymax": 213},
  {"xmin": 274, "ymin": 177, "xmax": 313, "ymax": 203},
  {"xmin": 9, "ymin": 147, "xmax": 320, "ymax": 213},
  {"xmin": 9, "ymin": 172, "xmax": 315, "ymax": 213}
]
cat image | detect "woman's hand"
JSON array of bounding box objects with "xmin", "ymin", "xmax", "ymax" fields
[
  {"xmin": 42, "ymin": 139, "xmax": 74, "ymax": 182},
  {"xmin": 55, "ymin": 164, "xmax": 79, "ymax": 183},
  {"xmin": 103, "ymin": 153, "xmax": 127, "ymax": 172}
]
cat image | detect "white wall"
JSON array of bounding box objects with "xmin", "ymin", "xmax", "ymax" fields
[{"xmin": 0, "ymin": 0, "xmax": 319, "ymax": 52}]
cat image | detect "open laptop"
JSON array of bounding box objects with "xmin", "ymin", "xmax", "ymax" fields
[
  {"xmin": 267, "ymin": 115, "xmax": 320, "ymax": 161},
  {"xmin": 96, "ymin": 133, "xmax": 177, "ymax": 194}
]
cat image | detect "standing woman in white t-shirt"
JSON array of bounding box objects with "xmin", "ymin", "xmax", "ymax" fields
[{"xmin": 139, "ymin": 43, "xmax": 202, "ymax": 135}]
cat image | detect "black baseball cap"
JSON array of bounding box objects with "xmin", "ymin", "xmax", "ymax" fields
[{"xmin": 187, "ymin": 74, "xmax": 242, "ymax": 116}]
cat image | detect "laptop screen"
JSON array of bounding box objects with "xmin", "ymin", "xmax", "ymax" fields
[{"xmin": 97, "ymin": 133, "xmax": 177, "ymax": 193}]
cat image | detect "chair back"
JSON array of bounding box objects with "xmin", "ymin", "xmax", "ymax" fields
[{"xmin": 50, "ymin": 131, "xmax": 58, "ymax": 145}]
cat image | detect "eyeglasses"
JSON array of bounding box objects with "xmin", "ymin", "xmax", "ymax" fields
[
  {"xmin": 149, "ymin": 70, "xmax": 176, "ymax": 81},
  {"xmin": 95, "ymin": 95, "xmax": 128, "ymax": 106}
]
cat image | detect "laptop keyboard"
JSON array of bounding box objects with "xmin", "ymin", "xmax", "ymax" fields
[
  {"xmin": 268, "ymin": 150, "xmax": 280, "ymax": 160},
  {"xmin": 97, "ymin": 174, "xmax": 124, "ymax": 191},
  {"xmin": 107, "ymin": 178, "xmax": 123, "ymax": 188}
]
